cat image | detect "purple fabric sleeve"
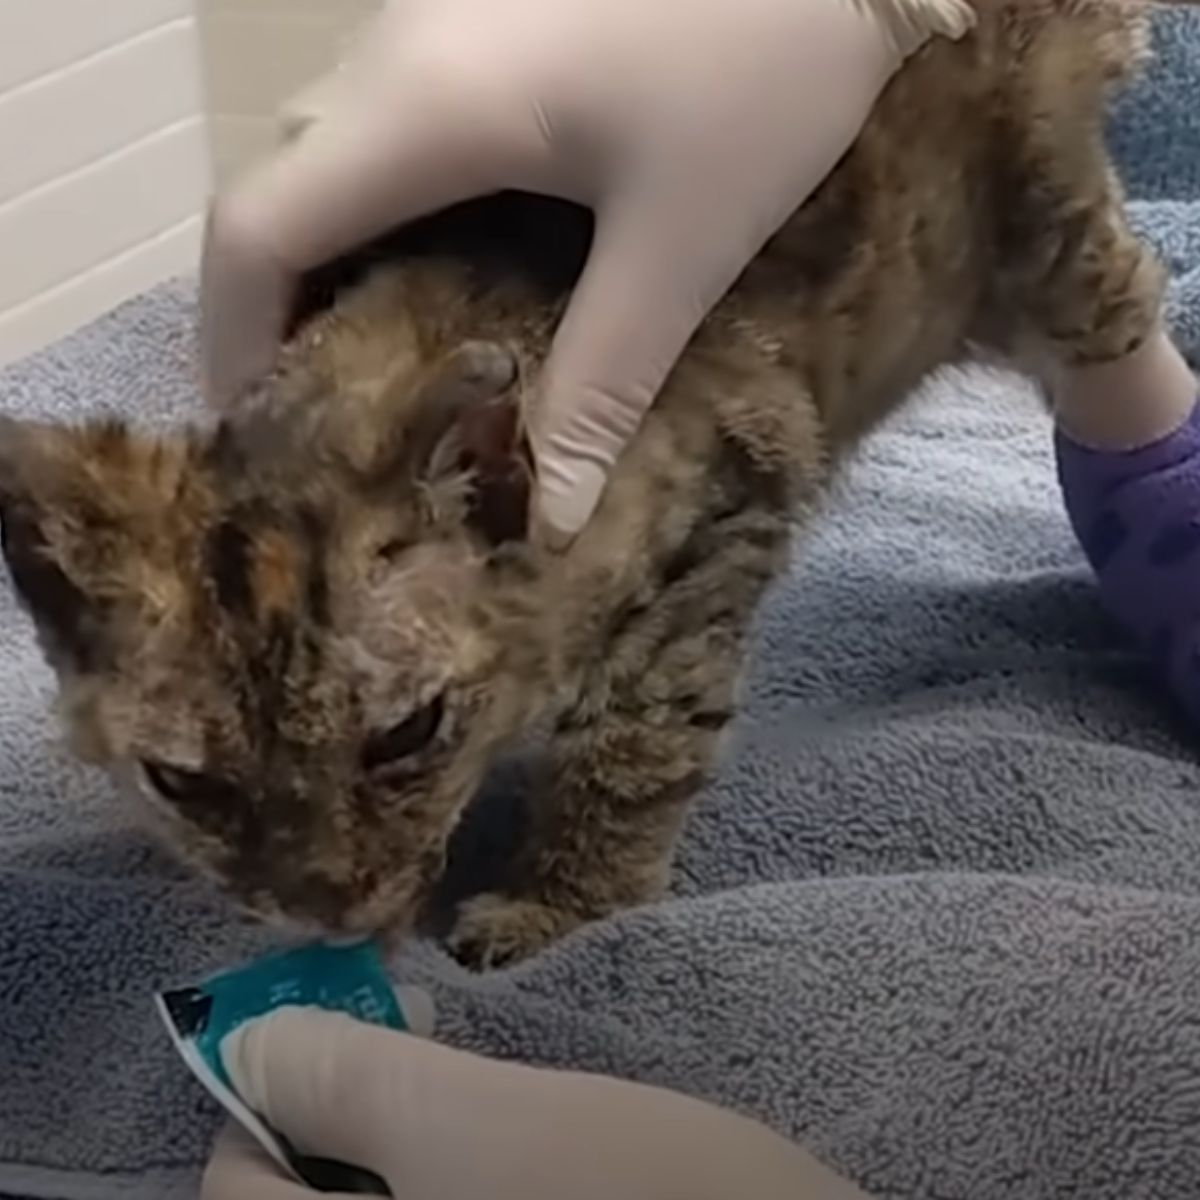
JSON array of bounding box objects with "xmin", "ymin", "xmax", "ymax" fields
[{"xmin": 1056, "ymin": 398, "xmax": 1200, "ymax": 723}]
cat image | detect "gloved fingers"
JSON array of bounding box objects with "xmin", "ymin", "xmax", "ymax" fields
[
  {"xmin": 531, "ymin": 186, "xmax": 767, "ymax": 540},
  {"xmin": 199, "ymin": 203, "xmax": 295, "ymax": 407},
  {"xmin": 202, "ymin": 1123, "xmax": 357, "ymax": 1200},
  {"xmin": 213, "ymin": 57, "xmax": 536, "ymax": 278},
  {"xmin": 200, "ymin": 49, "xmax": 542, "ymax": 406}
]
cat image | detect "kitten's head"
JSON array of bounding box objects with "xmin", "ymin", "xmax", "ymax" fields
[{"xmin": 0, "ymin": 341, "xmax": 545, "ymax": 935}]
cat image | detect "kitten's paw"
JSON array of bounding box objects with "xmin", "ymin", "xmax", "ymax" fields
[{"xmin": 445, "ymin": 893, "xmax": 583, "ymax": 970}]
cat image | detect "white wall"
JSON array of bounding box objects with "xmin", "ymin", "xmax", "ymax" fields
[
  {"xmin": 0, "ymin": 1, "xmax": 380, "ymax": 369},
  {"xmin": 0, "ymin": 0, "xmax": 211, "ymax": 366}
]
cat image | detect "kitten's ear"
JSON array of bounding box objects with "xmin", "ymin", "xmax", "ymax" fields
[
  {"xmin": 405, "ymin": 342, "xmax": 534, "ymax": 545},
  {"xmin": 0, "ymin": 416, "xmax": 119, "ymax": 671}
]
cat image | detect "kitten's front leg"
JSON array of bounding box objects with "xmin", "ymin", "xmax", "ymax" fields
[
  {"xmin": 447, "ymin": 507, "xmax": 791, "ymax": 969},
  {"xmin": 448, "ymin": 710, "xmax": 711, "ymax": 968}
]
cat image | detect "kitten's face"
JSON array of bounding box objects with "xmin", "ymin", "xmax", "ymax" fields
[{"xmin": 0, "ymin": 343, "xmax": 543, "ymax": 935}]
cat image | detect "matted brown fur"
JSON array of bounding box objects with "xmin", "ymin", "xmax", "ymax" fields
[{"xmin": 0, "ymin": 0, "xmax": 1172, "ymax": 964}]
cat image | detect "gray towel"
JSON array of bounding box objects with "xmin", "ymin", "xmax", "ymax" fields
[{"xmin": 2, "ymin": 9, "xmax": 1200, "ymax": 1199}]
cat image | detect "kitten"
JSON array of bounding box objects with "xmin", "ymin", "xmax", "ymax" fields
[{"xmin": 0, "ymin": 0, "xmax": 1170, "ymax": 965}]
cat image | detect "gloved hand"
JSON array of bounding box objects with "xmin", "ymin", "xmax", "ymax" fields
[
  {"xmin": 1054, "ymin": 329, "xmax": 1200, "ymax": 727},
  {"xmin": 201, "ymin": 1006, "xmax": 871, "ymax": 1199},
  {"xmin": 200, "ymin": 0, "xmax": 974, "ymax": 539}
]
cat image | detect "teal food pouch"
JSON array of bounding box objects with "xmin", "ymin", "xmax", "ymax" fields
[{"xmin": 156, "ymin": 939, "xmax": 433, "ymax": 1195}]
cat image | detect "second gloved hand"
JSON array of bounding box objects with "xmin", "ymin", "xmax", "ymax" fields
[{"xmin": 202, "ymin": 0, "xmax": 974, "ymax": 538}]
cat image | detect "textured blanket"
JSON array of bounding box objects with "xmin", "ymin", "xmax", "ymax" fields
[{"xmin": 2, "ymin": 9, "xmax": 1200, "ymax": 1199}]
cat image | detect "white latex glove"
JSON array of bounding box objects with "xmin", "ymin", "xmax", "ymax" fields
[
  {"xmin": 201, "ymin": 1007, "xmax": 871, "ymax": 1199},
  {"xmin": 201, "ymin": 0, "xmax": 973, "ymax": 537}
]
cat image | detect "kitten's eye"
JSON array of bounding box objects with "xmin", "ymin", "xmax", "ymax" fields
[
  {"xmin": 362, "ymin": 695, "xmax": 444, "ymax": 770},
  {"xmin": 141, "ymin": 761, "xmax": 220, "ymax": 806}
]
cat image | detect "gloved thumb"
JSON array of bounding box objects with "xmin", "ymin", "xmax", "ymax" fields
[
  {"xmin": 223, "ymin": 1006, "xmax": 578, "ymax": 1197},
  {"xmin": 531, "ymin": 191, "xmax": 754, "ymax": 541},
  {"xmin": 221, "ymin": 1007, "xmax": 424, "ymax": 1181}
]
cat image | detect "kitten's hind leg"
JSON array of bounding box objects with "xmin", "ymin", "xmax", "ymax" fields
[
  {"xmin": 446, "ymin": 506, "xmax": 792, "ymax": 969},
  {"xmin": 993, "ymin": 105, "xmax": 1190, "ymax": 446},
  {"xmin": 1012, "ymin": 172, "xmax": 1163, "ymax": 373},
  {"xmin": 1005, "ymin": 106, "xmax": 1200, "ymax": 727}
]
